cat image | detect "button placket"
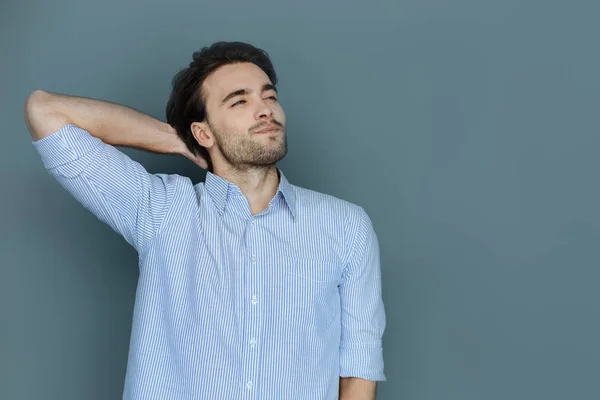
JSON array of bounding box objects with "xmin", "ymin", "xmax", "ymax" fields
[{"xmin": 244, "ymin": 217, "xmax": 260, "ymax": 395}]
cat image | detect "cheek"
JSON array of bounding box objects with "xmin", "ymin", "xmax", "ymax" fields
[
  {"xmin": 219, "ymin": 113, "xmax": 251, "ymax": 134},
  {"xmin": 212, "ymin": 122, "xmax": 240, "ymax": 138},
  {"xmin": 275, "ymin": 106, "xmax": 286, "ymax": 124}
]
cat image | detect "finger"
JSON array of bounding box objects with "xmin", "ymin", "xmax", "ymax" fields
[{"xmin": 197, "ymin": 158, "xmax": 208, "ymax": 169}]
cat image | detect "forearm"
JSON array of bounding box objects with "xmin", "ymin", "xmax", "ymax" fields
[
  {"xmin": 24, "ymin": 90, "xmax": 182, "ymax": 154},
  {"xmin": 339, "ymin": 377, "xmax": 377, "ymax": 400}
]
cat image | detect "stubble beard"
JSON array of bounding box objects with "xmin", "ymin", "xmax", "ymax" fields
[{"xmin": 211, "ymin": 123, "xmax": 288, "ymax": 170}]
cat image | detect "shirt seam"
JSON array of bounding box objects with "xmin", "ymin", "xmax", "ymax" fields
[
  {"xmin": 137, "ymin": 175, "xmax": 180, "ymax": 259},
  {"xmin": 342, "ymin": 206, "xmax": 367, "ymax": 274}
]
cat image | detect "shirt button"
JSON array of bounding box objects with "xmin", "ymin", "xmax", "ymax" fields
[
  {"xmin": 250, "ymin": 338, "xmax": 257, "ymax": 347},
  {"xmin": 251, "ymin": 295, "xmax": 258, "ymax": 305},
  {"xmin": 247, "ymin": 381, "xmax": 253, "ymax": 389},
  {"xmin": 251, "ymin": 255, "xmax": 256, "ymax": 263},
  {"xmin": 250, "ymin": 219, "xmax": 255, "ymax": 225}
]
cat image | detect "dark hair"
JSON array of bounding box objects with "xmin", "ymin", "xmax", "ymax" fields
[{"xmin": 166, "ymin": 41, "xmax": 278, "ymax": 171}]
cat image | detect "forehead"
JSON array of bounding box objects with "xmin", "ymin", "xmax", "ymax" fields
[{"xmin": 202, "ymin": 62, "xmax": 272, "ymax": 102}]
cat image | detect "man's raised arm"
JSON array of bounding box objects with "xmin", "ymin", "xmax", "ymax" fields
[
  {"xmin": 24, "ymin": 90, "xmax": 204, "ymax": 167},
  {"xmin": 23, "ymin": 90, "xmax": 201, "ymax": 255}
]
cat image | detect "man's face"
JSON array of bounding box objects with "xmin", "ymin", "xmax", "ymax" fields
[{"xmin": 201, "ymin": 62, "xmax": 287, "ymax": 169}]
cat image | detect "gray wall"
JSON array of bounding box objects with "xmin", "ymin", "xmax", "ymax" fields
[{"xmin": 2, "ymin": 0, "xmax": 599, "ymax": 399}]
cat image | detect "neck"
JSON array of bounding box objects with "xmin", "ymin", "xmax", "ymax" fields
[{"xmin": 213, "ymin": 163, "xmax": 280, "ymax": 215}]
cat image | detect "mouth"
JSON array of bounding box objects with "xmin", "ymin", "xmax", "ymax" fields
[{"xmin": 254, "ymin": 125, "xmax": 281, "ymax": 134}]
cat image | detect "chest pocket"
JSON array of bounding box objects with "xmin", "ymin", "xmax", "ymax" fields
[{"xmin": 275, "ymin": 256, "xmax": 341, "ymax": 332}]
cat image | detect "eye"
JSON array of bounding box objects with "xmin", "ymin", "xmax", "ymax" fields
[
  {"xmin": 266, "ymin": 96, "xmax": 278, "ymax": 101},
  {"xmin": 231, "ymin": 100, "xmax": 246, "ymax": 107}
]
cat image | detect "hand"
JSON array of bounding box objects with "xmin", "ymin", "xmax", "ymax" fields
[
  {"xmin": 182, "ymin": 148, "xmax": 209, "ymax": 170},
  {"xmin": 164, "ymin": 123, "xmax": 209, "ymax": 170}
]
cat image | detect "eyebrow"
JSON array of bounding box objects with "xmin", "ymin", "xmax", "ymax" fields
[{"xmin": 220, "ymin": 83, "xmax": 278, "ymax": 105}]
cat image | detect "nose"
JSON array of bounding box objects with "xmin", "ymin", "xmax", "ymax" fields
[{"xmin": 255, "ymin": 99, "xmax": 273, "ymax": 120}]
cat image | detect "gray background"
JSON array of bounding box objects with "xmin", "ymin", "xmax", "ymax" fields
[{"xmin": 1, "ymin": 0, "xmax": 599, "ymax": 399}]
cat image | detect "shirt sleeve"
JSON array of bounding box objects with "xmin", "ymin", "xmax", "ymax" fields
[
  {"xmin": 339, "ymin": 207, "xmax": 386, "ymax": 381},
  {"xmin": 32, "ymin": 123, "xmax": 181, "ymax": 256}
]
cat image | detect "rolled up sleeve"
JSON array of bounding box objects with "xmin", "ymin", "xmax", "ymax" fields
[
  {"xmin": 339, "ymin": 207, "xmax": 386, "ymax": 381},
  {"xmin": 32, "ymin": 123, "xmax": 180, "ymax": 256}
]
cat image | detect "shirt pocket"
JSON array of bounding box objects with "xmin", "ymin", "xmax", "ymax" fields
[{"xmin": 278, "ymin": 257, "xmax": 341, "ymax": 332}]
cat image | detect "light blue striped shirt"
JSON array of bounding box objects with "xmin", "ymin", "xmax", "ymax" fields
[{"xmin": 33, "ymin": 124, "xmax": 386, "ymax": 399}]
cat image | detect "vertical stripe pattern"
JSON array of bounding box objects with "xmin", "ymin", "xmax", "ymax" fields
[{"xmin": 33, "ymin": 124, "xmax": 386, "ymax": 399}]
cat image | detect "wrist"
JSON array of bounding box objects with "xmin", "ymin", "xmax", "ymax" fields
[{"xmin": 161, "ymin": 123, "xmax": 185, "ymax": 155}]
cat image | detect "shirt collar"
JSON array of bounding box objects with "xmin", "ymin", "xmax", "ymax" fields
[{"xmin": 205, "ymin": 167, "xmax": 296, "ymax": 220}]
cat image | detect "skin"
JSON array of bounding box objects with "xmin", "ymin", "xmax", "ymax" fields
[{"xmin": 190, "ymin": 62, "xmax": 287, "ymax": 215}]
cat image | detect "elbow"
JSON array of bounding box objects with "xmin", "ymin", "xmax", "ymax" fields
[
  {"xmin": 25, "ymin": 90, "xmax": 50, "ymax": 114},
  {"xmin": 25, "ymin": 90, "xmax": 69, "ymax": 140}
]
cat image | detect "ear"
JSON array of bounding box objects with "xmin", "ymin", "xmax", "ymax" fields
[{"xmin": 190, "ymin": 121, "xmax": 215, "ymax": 148}]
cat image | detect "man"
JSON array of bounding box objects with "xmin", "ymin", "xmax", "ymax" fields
[{"xmin": 25, "ymin": 41, "xmax": 386, "ymax": 399}]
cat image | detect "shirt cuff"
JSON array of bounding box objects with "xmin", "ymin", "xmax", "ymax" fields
[
  {"xmin": 32, "ymin": 124, "xmax": 103, "ymax": 170},
  {"xmin": 340, "ymin": 345, "xmax": 386, "ymax": 381}
]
